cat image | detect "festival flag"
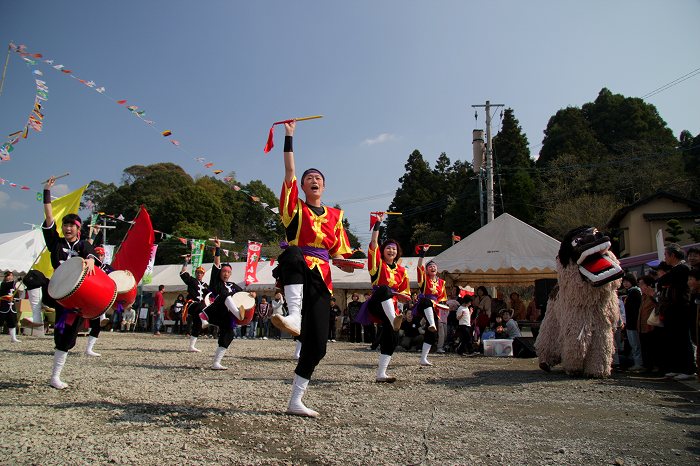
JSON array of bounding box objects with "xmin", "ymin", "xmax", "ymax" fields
[
  {"xmin": 204, "ymin": 162, "xmax": 213, "ymax": 168},
  {"xmin": 110, "ymin": 205, "xmax": 156, "ymax": 284},
  {"xmin": 33, "ymin": 185, "xmax": 88, "ymax": 277},
  {"xmin": 245, "ymin": 241, "xmax": 262, "ymax": 285},
  {"xmin": 116, "ymin": 100, "xmax": 127, "ymax": 105},
  {"xmin": 213, "ymin": 169, "xmax": 223, "ymax": 175},
  {"xmin": 161, "ymin": 130, "xmax": 172, "ymax": 137},
  {"xmin": 452, "ymin": 233, "xmax": 461, "ymax": 242}
]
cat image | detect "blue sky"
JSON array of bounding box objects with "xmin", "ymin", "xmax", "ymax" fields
[{"xmin": 1, "ymin": 1, "xmax": 698, "ymax": 249}]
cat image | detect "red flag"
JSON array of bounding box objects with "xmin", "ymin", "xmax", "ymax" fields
[
  {"xmin": 110, "ymin": 206, "xmax": 156, "ymax": 284},
  {"xmin": 369, "ymin": 213, "xmax": 381, "ymax": 231},
  {"xmin": 204, "ymin": 162, "xmax": 214, "ymax": 168},
  {"xmin": 117, "ymin": 100, "xmax": 127, "ymax": 105},
  {"xmin": 264, "ymin": 125, "xmax": 276, "ymax": 153},
  {"xmin": 178, "ymin": 237, "xmax": 187, "ymax": 245},
  {"xmin": 452, "ymin": 234, "xmax": 461, "ymax": 242},
  {"xmin": 245, "ymin": 241, "xmax": 262, "ymax": 286}
]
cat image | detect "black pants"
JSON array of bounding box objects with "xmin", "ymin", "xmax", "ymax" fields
[
  {"xmin": 273, "ymin": 246, "xmax": 330, "ymax": 380},
  {"xmin": 187, "ymin": 301, "xmax": 205, "ymax": 338},
  {"xmin": 0, "ymin": 311, "xmax": 17, "ymax": 329},
  {"xmin": 349, "ymin": 322, "xmax": 363, "ymax": 342},
  {"xmin": 456, "ymin": 325, "xmax": 473, "ymax": 354},
  {"xmin": 54, "ymin": 306, "xmax": 83, "ymax": 352},
  {"xmin": 363, "ymin": 324, "xmax": 376, "ymax": 343},
  {"xmin": 416, "ymin": 298, "xmax": 437, "ymax": 346},
  {"xmin": 88, "ymin": 316, "xmax": 102, "ymax": 338},
  {"xmin": 367, "ymin": 286, "xmax": 398, "ymax": 356},
  {"xmin": 202, "ymin": 297, "xmax": 235, "ymax": 349}
]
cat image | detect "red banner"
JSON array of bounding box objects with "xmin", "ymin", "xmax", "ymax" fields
[{"xmin": 245, "ymin": 241, "xmax": 262, "ymax": 286}]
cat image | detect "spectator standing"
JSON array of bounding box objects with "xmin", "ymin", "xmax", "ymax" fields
[
  {"xmin": 509, "ymin": 292, "xmax": 527, "ymax": 321},
  {"xmin": 622, "ymin": 274, "xmax": 644, "ymax": 371},
  {"xmin": 525, "ymin": 297, "xmax": 540, "ymax": 321},
  {"xmin": 171, "ymin": 294, "xmax": 186, "ymax": 335},
  {"xmin": 269, "ymin": 292, "xmax": 285, "ymax": 340},
  {"xmin": 687, "ymin": 247, "xmax": 699, "ymax": 271},
  {"xmin": 247, "ymin": 302, "xmax": 260, "ymax": 339},
  {"xmin": 473, "ymin": 286, "xmax": 492, "ymax": 318},
  {"xmin": 638, "ymin": 275, "xmax": 660, "ymax": 372},
  {"xmin": 455, "ymin": 296, "xmax": 474, "ymax": 355},
  {"xmin": 328, "ymin": 297, "xmax": 341, "ymax": 342},
  {"xmin": 687, "ymin": 269, "xmax": 699, "ymax": 380},
  {"xmin": 658, "ymin": 244, "xmax": 694, "ymax": 380},
  {"xmin": 362, "ymin": 292, "xmax": 376, "ymax": 344},
  {"xmin": 347, "ymin": 293, "xmax": 363, "ymax": 343},
  {"xmin": 258, "ymin": 297, "xmax": 272, "ymax": 340},
  {"xmin": 152, "ymin": 285, "xmax": 165, "ymax": 336}
]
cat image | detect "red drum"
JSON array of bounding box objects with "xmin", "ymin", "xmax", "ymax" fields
[
  {"xmin": 48, "ymin": 257, "xmax": 117, "ymax": 319},
  {"xmin": 332, "ymin": 259, "xmax": 365, "ymax": 270},
  {"xmin": 230, "ymin": 292, "xmax": 256, "ymax": 325},
  {"xmin": 109, "ymin": 270, "xmax": 137, "ymax": 310}
]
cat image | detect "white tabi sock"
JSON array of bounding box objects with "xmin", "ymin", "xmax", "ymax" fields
[
  {"xmin": 188, "ymin": 336, "xmax": 201, "ymax": 352},
  {"xmin": 420, "ymin": 342, "xmax": 433, "ymax": 366},
  {"xmin": 294, "ymin": 340, "xmax": 302, "ymax": 360},
  {"xmin": 376, "ymin": 353, "xmax": 396, "ymax": 382},
  {"xmin": 286, "ymin": 374, "xmax": 319, "ymax": 418},
  {"xmin": 50, "ymin": 350, "xmax": 68, "ymax": 389},
  {"xmin": 211, "ymin": 346, "xmax": 228, "ymax": 370},
  {"xmin": 9, "ymin": 327, "xmax": 21, "ymax": 343},
  {"xmin": 85, "ymin": 335, "xmax": 101, "ymax": 356}
]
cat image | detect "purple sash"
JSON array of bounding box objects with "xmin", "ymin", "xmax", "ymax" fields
[
  {"xmin": 412, "ymin": 293, "xmax": 437, "ymax": 318},
  {"xmin": 280, "ymin": 242, "xmax": 331, "ymax": 263}
]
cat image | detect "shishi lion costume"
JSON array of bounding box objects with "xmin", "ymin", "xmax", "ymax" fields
[{"xmin": 535, "ymin": 226, "xmax": 624, "ymax": 378}]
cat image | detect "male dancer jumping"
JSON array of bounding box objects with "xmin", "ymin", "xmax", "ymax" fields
[{"xmin": 270, "ymin": 120, "xmax": 353, "ymax": 417}]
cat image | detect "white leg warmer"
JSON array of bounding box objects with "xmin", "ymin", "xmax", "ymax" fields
[
  {"xmin": 188, "ymin": 336, "xmax": 201, "ymax": 352},
  {"xmin": 420, "ymin": 342, "xmax": 433, "ymax": 366},
  {"xmin": 211, "ymin": 346, "xmax": 228, "ymax": 370}
]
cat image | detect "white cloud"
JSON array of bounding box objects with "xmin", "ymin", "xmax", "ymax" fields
[
  {"xmin": 52, "ymin": 183, "xmax": 70, "ymax": 198},
  {"xmin": 0, "ymin": 191, "xmax": 28, "ymax": 211},
  {"xmin": 362, "ymin": 133, "xmax": 397, "ymax": 146}
]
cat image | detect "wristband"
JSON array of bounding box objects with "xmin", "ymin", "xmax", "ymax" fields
[
  {"xmin": 43, "ymin": 189, "xmax": 51, "ymax": 205},
  {"xmin": 418, "ymin": 250, "xmax": 425, "ymax": 258},
  {"xmin": 373, "ymin": 221, "xmax": 381, "ymax": 231},
  {"xmin": 215, "ymin": 247, "xmax": 221, "ymax": 257},
  {"xmin": 283, "ymin": 136, "xmax": 293, "ymax": 152}
]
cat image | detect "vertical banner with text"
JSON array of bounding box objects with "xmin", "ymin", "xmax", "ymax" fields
[
  {"xmin": 190, "ymin": 239, "xmax": 206, "ymax": 275},
  {"xmin": 245, "ymin": 241, "xmax": 262, "ymax": 286}
]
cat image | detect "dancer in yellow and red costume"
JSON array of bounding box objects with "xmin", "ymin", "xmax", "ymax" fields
[
  {"xmin": 270, "ymin": 120, "xmax": 353, "ymax": 417},
  {"xmin": 415, "ymin": 245, "xmax": 447, "ymax": 366},
  {"xmin": 356, "ymin": 213, "xmax": 410, "ymax": 382}
]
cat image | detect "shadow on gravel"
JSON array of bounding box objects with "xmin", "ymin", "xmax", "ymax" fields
[
  {"xmin": 0, "ymin": 381, "xmax": 31, "ymax": 390},
  {"xmin": 427, "ymin": 369, "xmax": 559, "ymax": 388},
  {"xmin": 0, "ymin": 349, "xmax": 51, "ymax": 356},
  {"xmin": 108, "ymin": 348, "xmax": 184, "ymax": 354},
  {"xmin": 52, "ymin": 400, "xmax": 272, "ymax": 427},
  {"xmin": 237, "ymin": 356, "xmax": 291, "ymax": 363}
]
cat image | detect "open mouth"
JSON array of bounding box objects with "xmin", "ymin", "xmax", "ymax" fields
[
  {"xmin": 310, "ymin": 184, "xmax": 320, "ymax": 192},
  {"xmin": 576, "ymin": 241, "xmax": 623, "ymax": 286}
]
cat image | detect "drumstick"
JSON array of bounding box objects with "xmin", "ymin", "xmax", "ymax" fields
[
  {"xmin": 272, "ymin": 115, "xmax": 324, "ymax": 125},
  {"xmin": 42, "ymin": 172, "xmax": 70, "ymax": 184},
  {"xmin": 208, "ymin": 238, "xmax": 236, "ymax": 244},
  {"xmin": 371, "ymin": 211, "xmax": 402, "ymax": 215}
]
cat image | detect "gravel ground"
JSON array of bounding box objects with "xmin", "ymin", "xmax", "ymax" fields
[{"xmin": 1, "ymin": 332, "xmax": 698, "ymax": 465}]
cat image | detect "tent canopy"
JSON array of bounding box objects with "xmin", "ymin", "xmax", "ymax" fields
[
  {"xmin": 0, "ymin": 229, "xmax": 46, "ymax": 275},
  {"xmin": 433, "ymin": 213, "xmax": 560, "ymax": 285}
]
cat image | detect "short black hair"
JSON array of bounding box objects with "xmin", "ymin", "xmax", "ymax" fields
[
  {"xmin": 638, "ymin": 275, "xmax": 655, "ymax": 287},
  {"xmin": 622, "ymin": 273, "xmax": 637, "ymax": 287}
]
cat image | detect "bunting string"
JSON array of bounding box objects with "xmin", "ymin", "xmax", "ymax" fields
[{"xmin": 7, "ymin": 42, "xmax": 278, "ymax": 216}]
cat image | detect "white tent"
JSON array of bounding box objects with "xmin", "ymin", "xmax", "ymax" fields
[
  {"xmin": 0, "ymin": 229, "xmax": 46, "ymax": 275},
  {"xmin": 433, "ymin": 213, "xmax": 560, "ymax": 285}
]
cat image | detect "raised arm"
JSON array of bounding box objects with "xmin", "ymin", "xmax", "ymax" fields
[
  {"xmin": 369, "ymin": 212, "xmax": 385, "ymax": 249},
  {"xmin": 213, "ymin": 237, "xmax": 221, "ymax": 268},
  {"xmin": 43, "ymin": 176, "xmax": 55, "ymax": 226},
  {"xmin": 180, "ymin": 254, "xmax": 191, "ymax": 275},
  {"xmin": 417, "ymin": 245, "xmax": 429, "ymax": 269},
  {"xmin": 283, "ymin": 121, "xmax": 296, "ymax": 184}
]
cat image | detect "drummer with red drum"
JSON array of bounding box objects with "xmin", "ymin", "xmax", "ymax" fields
[
  {"xmin": 198, "ymin": 237, "xmax": 246, "ymax": 370},
  {"xmin": 80, "ymin": 245, "xmax": 113, "ymax": 357},
  {"xmin": 415, "ymin": 245, "xmax": 448, "ymax": 367},
  {"xmin": 42, "ymin": 176, "xmax": 102, "ymax": 390}
]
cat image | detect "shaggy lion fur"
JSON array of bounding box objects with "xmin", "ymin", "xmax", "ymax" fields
[{"xmin": 535, "ymin": 260, "xmax": 621, "ymax": 378}]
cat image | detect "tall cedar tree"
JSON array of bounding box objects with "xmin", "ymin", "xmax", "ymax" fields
[{"xmin": 491, "ymin": 108, "xmax": 537, "ymax": 224}]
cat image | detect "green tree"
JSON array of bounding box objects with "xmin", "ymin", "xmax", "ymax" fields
[
  {"xmin": 665, "ymin": 219, "xmax": 685, "ymax": 244},
  {"xmin": 492, "ymin": 108, "xmax": 537, "ymax": 223}
]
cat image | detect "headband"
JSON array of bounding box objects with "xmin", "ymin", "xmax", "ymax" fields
[{"xmin": 301, "ymin": 168, "xmax": 325, "ymax": 183}]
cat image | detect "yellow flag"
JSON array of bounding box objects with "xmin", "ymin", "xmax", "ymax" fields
[{"xmin": 33, "ymin": 185, "xmax": 88, "ymax": 278}]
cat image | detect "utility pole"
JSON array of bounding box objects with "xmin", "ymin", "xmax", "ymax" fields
[{"xmin": 472, "ymin": 100, "xmax": 503, "ymax": 224}]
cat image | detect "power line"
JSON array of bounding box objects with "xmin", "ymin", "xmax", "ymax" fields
[{"xmin": 641, "ymin": 67, "xmax": 700, "ymax": 99}]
